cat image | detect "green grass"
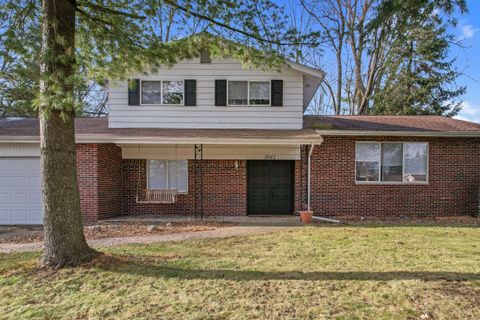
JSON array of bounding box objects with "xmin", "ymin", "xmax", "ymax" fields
[{"xmin": 1, "ymin": 226, "xmax": 479, "ymax": 319}]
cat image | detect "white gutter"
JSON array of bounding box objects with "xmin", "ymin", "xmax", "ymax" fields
[
  {"xmin": 83, "ymin": 137, "xmax": 324, "ymax": 145},
  {"xmin": 314, "ymin": 130, "xmax": 480, "ymax": 137},
  {"xmin": 0, "ymin": 135, "xmax": 324, "ymax": 145}
]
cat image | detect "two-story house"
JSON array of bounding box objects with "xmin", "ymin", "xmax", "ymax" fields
[{"xmin": 1, "ymin": 51, "xmax": 480, "ymax": 224}]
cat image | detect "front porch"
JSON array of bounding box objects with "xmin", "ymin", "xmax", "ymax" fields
[{"xmin": 76, "ymin": 130, "xmax": 322, "ymax": 223}]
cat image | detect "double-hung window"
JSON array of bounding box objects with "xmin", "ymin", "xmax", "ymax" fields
[
  {"xmin": 141, "ymin": 80, "xmax": 184, "ymax": 105},
  {"xmin": 147, "ymin": 160, "xmax": 188, "ymax": 192},
  {"xmin": 355, "ymin": 142, "xmax": 428, "ymax": 183},
  {"xmin": 227, "ymin": 81, "xmax": 270, "ymax": 106}
]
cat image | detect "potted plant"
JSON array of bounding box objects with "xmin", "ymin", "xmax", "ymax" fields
[{"xmin": 299, "ymin": 210, "xmax": 313, "ymax": 224}]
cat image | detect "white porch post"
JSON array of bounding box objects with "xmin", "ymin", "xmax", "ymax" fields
[{"xmin": 307, "ymin": 143, "xmax": 314, "ymax": 211}]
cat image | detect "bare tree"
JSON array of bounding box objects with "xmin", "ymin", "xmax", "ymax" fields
[{"xmin": 299, "ymin": 0, "xmax": 392, "ymax": 114}]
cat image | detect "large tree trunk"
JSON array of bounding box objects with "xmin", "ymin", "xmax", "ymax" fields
[{"xmin": 40, "ymin": 0, "xmax": 98, "ymax": 267}]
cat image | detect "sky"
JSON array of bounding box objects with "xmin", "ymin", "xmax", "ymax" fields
[{"xmin": 449, "ymin": 0, "xmax": 480, "ymax": 123}]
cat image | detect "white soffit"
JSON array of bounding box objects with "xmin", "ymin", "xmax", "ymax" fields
[{"xmin": 121, "ymin": 144, "xmax": 301, "ymax": 160}]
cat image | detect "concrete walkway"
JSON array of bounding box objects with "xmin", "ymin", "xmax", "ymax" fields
[
  {"xmin": 105, "ymin": 214, "xmax": 303, "ymax": 227},
  {"xmin": 0, "ymin": 225, "xmax": 295, "ymax": 253}
]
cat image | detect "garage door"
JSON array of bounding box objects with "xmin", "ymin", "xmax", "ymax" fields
[{"xmin": 0, "ymin": 158, "xmax": 43, "ymax": 224}]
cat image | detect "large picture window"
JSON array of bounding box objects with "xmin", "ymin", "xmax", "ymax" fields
[
  {"xmin": 141, "ymin": 80, "xmax": 183, "ymax": 105},
  {"xmin": 355, "ymin": 142, "xmax": 428, "ymax": 183},
  {"xmin": 148, "ymin": 160, "xmax": 188, "ymax": 192},
  {"xmin": 227, "ymin": 81, "xmax": 270, "ymax": 106}
]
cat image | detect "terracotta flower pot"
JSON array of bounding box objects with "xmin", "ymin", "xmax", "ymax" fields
[{"xmin": 299, "ymin": 210, "xmax": 313, "ymax": 224}]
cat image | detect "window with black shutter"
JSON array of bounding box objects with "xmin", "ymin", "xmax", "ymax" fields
[
  {"xmin": 271, "ymin": 80, "xmax": 283, "ymax": 106},
  {"xmin": 184, "ymin": 80, "xmax": 196, "ymax": 106},
  {"xmin": 128, "ymin": 79, "xmax": 140, "ymax": 106},
  {"xmin": 215, "ymin": 80, "xmax": 227, "ymax": 106}
]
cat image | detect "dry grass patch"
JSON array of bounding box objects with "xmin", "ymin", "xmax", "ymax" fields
[{"xmin": 0, "ymin": 226, "xmax": 479, "ymax": 319}]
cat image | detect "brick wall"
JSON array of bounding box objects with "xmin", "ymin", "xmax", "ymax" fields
[
  {"xmin": 123, "ymin": 159, "xmax": 247, "ymax": 216},
  {"xmin": 76, "ymin": 143, "xmax": 122, "ymax": 223},
  {"xmin": 309, "ymin": 136, "xmax": 480, "ymax": 217},
  {"xmin": 77, "ymin": 144, "xmax": 99, "ymax": 222},
  {"xmin": 75, "ymin": 136, "xmax": 479, "ymax": 221},
  {"xmin": 97, "ymin": 144, "xmax": 123, "ymax": 219}
]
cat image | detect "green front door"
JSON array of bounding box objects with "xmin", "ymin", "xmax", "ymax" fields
[{"xmin": 247, "ymin": 161, "xmax": 294, "ymax": 215}]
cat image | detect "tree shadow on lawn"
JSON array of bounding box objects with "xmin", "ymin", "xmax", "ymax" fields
[{"xmin": 90, "ymin": 254, "xmax": 480, "ymax": 282}]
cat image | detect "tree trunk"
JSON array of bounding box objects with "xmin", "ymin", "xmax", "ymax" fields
[{"xmin": 40, "ymin": 0, "xmax": 98, "ymax": 267}]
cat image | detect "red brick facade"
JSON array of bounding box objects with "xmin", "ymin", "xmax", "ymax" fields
[
  {"xmin": 75, "ymin": 137, "xmax": 480, "ymax": 222},
  {"xmin": 76, "ymin": 143, "xmax": 122, "ymax": 223},
  {"xmin": 309, "ymin": 136, "xmax": 480, "ymax": 217},
  {"xmin": 122, "ymin": 159, "xmax": 246, "ymax": 216}
]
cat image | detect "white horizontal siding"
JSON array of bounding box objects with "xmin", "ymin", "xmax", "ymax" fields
[
  {"xmin": 108, "ymin": 57, "xmax": 304, "ymax": 129},
  {"xmin": 121, "ymin": 144, "xmax": 300, "ymax": 160},
  {"xmin": 0, "ymin": 143, "xmax": 40, "ymax": 157}
]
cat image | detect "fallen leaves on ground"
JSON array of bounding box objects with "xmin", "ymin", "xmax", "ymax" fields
[{"xmin": 0, "ymin": 221, "xmax": 234, "ymax": 244}]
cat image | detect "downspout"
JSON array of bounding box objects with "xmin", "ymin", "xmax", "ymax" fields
[
  {"xmin": 307, "ymin": 133, "xmax": 341, "ymax": 224},
  {"xmin": 307, "ymin": 135, "xmax": 323, "ymax": 211}
]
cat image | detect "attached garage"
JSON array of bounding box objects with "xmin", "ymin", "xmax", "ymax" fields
[{"xmin": 0, "ymin": 143, "xmax": 42, "ymax": 225}]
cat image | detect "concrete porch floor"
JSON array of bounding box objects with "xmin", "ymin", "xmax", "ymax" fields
[{"xmin": 103, "ymin": 214, "xmax": 304, "ymax": 227}]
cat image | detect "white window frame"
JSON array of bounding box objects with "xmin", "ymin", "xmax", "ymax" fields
[
  {"xmin": 140, "ymin": 80, "xmax": 185, "ymax": 106},
  {"xmin": 403, "ymin": 142, "xmax": 429, "ymax": 183},
  {"xmin": 355, "ymin": 141, "xmax": 429, "ymax": 184},
  {"xmin": 226, "ymin": 80, "xmax": 271, "ymax": 107},
  {"xmin": 355, "ymin": 142, "xmax": 381, "ymax": 182},
  {"xmin": 147, "ymin": 160, "xmax": 189, "ymax": 193}
]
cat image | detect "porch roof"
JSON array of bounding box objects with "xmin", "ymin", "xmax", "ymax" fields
[
  {"xmin": 1, "ymin": 115, "xmax": 480, "ymax": 145},
  {"xmin": 0, "ymin": 117, "xmax": 322, "ymax": 145}
]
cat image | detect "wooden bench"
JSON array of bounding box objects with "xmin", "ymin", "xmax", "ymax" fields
[{"xmin": 136, "ymin": 189, "xmax": 178, "ymax": 204}]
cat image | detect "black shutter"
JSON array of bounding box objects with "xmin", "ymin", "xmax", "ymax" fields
[
  {"xmin": 184, "ymin": 80, "xmax": 197, "ymax": 106},
  {"xmin": 215, "ymin": 80, "xmax": 227, "ymax": 106},
  {"xmin": 128, "ymin": 79, "xmax": 140, "ymax": 106},
  {"xmin": 271, "ymin": 80, "xmax": 283, "ymax": 106}
]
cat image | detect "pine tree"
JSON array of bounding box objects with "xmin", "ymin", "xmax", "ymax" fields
[
  {"xmin": 1, "ymin": 0, "xmax": 307, "ymax": 267},
  {"xmin": 370, "ymin": 10, "xmax": 465, "ymax": 115}
]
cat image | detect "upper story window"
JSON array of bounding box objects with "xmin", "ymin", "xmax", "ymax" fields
[
  {"xmin": 355, "ymin": 142, "xmax": 428, "ymax": 183},
  {"xmin": 227, "ymin": 81, "xmax": 270, "ymax": 106},
  {"xmin": 141, "ymin": 80, "xmax": 184, "ymax": 105}
]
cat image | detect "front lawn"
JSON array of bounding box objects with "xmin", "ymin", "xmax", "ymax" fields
[{"xmin": 1, "ymin": 226, "xmax": 479, "ymax": 319}]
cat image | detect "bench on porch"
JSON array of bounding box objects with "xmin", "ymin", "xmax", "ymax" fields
[{"xmin": 136, "ymin": 189, "xmax": 178, "ymax": 204}]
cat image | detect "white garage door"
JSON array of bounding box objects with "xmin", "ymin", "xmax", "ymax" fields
[{"xmin": 0, "ymin": 158, "xmax": 43, "ymax": 224}]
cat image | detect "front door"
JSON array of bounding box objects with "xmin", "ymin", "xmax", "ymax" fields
[{"xmin": 247, "ymin": 161, "xmax": 293, "ymax": 215}]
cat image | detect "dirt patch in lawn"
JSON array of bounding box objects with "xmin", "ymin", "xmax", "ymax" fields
[{"xmin": 0, "ymin": 221, "xmax": 235, "ymax": 244}]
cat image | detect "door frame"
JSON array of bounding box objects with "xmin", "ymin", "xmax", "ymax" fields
[{"xmin": 246, "ymin": 160, "xmax": 295, "ymax": 215}]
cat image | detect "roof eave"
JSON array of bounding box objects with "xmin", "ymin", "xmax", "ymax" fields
[
  {"xmin": 287, "ymin": 61, "xmax": 325, "ymax": 79},
  {"xmin": 0, "ymin": 135, "xmax": 324, "ymax": 145},
  {"xmin": 314, "ymin": 130, "xmax": 480, "ymax": 137}
]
